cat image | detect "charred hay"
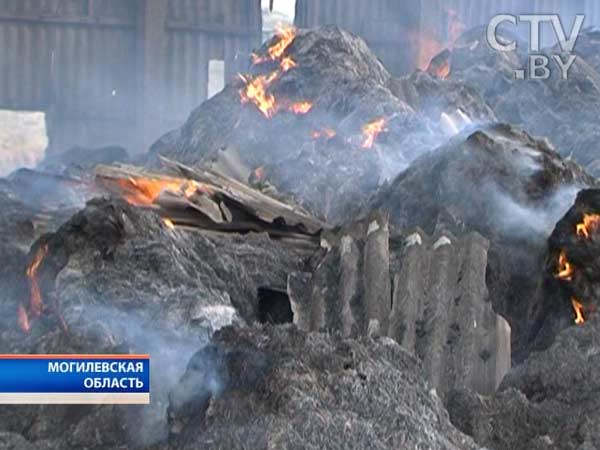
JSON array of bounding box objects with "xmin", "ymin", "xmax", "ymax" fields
[
  {"xmin": 166, "ymin": 325, "xmax": 478, "ymax": 450},
  {"xmin": 0, "ymin": 197, "xmax": 306, "ymax": 449},
  {"xmin": 448, "ymin": 316, "xmax": 600, "ymax": 450},
  {"xmin": 1, "ymin": 21, "xmax": 600, "ymax": 450}
]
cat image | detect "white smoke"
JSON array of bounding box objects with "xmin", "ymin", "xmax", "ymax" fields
[
  {"xmin": 440, "ymin": 109, "xmax": 473, "ymax": 136},
  {"xmin": 79, "ymin": 304, "xmax": 237, "ymax": 448},
  {"xmin": 487, "ymin": 183, "xmax": 581, "ymax": 238}
]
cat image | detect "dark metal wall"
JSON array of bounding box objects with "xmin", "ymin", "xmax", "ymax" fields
[
  {"xmin": 423, "ymin": 0, "xmax": 588, "ymax": 36},
  {"xmin": 161, "ymin": 0, "xmax": 261, "ymax": 133},
  {"xmin": 296, "ymin": 0, "xmax": 595, "ymax": 74},
  {"xmin": 3, "ymin": 0, "xmax": 596, "ymax": 155},
  {"xmin": 294, "ymin": 0, "xmax": 422, "ymax": 75},
  {"xmin": 0, "ymin": 0, "xmax": 261, "ymax": 154}
]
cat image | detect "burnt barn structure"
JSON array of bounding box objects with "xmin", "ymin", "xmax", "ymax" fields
[{"xmin": 0, "ymin": 0, "xmax": 262, "ymax": 154}]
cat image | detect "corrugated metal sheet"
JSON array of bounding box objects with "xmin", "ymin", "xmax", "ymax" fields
[
  {"xmin": 0, "ymin": 0, "xmax": 139, "ymax": 136},
  {"xmin": 426, "ymin": 0, "xmax": 590, "ymax": 38},
  {"xmin": 161, "ymin": 0, "xmax": 261, "ymax": 129},
  {"xmin": 295, "ymin": 0, "xmax": 421, "ymax": 74}
]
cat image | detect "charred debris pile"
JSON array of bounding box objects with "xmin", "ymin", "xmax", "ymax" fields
[{"xmin": 1, "ymin": 24, "xmax": 600, "ymax": 450}]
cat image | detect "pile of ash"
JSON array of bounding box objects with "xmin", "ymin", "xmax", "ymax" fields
[{"xmin": 0, "ymin": 198, "xmax": 305, "ymax": 449}]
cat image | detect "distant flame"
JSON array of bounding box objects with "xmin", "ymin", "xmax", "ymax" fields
[
  {"xmin": 555, "ymin": 250, "xmax": 575, "ymax": 281},
  {"xmin": 435, "ymin": 59, "xmax": 451, "ymax": 79},
  {"xmin": 417, "ymin": 34, "xmax": 446, "ymax": 71},
  {"xmin": 311, "ymin": 128, "xmax": 336, "ymax": 140},
  {"xmin": 361, "ymin": 118, "xmax": 388, "ymax": 149},
  {"xmin": 417, "ymin": 8, "xmax": 465, "ymax": 70},
  {"xmin": 163, "ymin": 219, "xmax": 175, "ymax": 230},
  {"xmin": 112, "ymin": 176, "xmax": 208, "ymax": 207},
  {"xmin": 27, "ymin": 244, "xmax": 48, "ymax": 319},
  {"xmin": 252, "ymin": 25, "xmax": 297, "ymax": 65},
  {"xmin": 239, "ymin": 72, "xmax": 278, "ymax": 118},
  {"xmin": 572, "ymin": 298, "xmax": 586, "ymax": 325},
  {"xmin": 17, "ymin": 304, "xmax": 30, "ymax": 333},
  {"xmin": 576, "ymin": 213, "xmax": 600, "ymax": 239},
  {"xmin": 289, "ymin": 101, "xmax": 313, "ymax": 115},
  {"xmin": 280, "ymin": 56, "xmax": 297, "ymax": 72},
  {"xmin": 19, "ymin": 244, "xmax": 49, "ymax": 332},
  {"xmin": 241, "ymin": 25, "xmax": 313, "ymax": 118}
]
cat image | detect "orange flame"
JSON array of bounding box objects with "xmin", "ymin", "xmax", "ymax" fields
[
  {"xmin": 417, "ymin": 9, "xmax": 465, "ymax": 70},
  {"xmin": 252, "ymin": 25, "xmax": 297, "ymax": 65},
  {"xmin": 417, "ymin": 35, "xmax": 446, "ymax": 71},
  {"xmin": 19, "ymin": 244, "xmax": 49, "ymax": 332},
  {"xmin": 576, "ymin": 213, "xmax": 600, "ymax": 239},
  {"xmin": 27, "ymin": 244, "xmax": 48, "ymax": 319},
  {"xmin": 280, "ymin": 56, "xmax": 297, "ymax": 72},
  {"xmin": 554, "ymin": 214, "xmax": 598, "ymax": 325},
  {"xmin": 572, "ymin": 298, "xmax": 586, "ymax": 325},
  {"xmin": 434, "ymin": 59, "xmax": 451, "ymax": 79},
  {"xmin": 241, "ymin": 25, "xmax": 313, "ymax": 118},
  {"xmin": 112, "ymin": 176, "xmax": 208, "ymax": 207},
  {"xmin": 361, "ymin": 118, "xmax": 388, "ymax": 149},
  {"xmin": 289, "ymin": 101, "xmax": 313, "ymax": 115},
  {"xmin": 239, "ymin": 72, "xmax": 279, "ymax": 118},
  {"xmin": 555, "ymin": 250, "xmax": 574, "ymax": 281},
  {"xmin": 17, "ymin": 304, "xmax": 30, "ymax": 333},
  {"xmin": 311, "ymin": 128, "xmax": 336, "ymax": 140}
]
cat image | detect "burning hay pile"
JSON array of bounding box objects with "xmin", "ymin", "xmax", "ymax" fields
[
  {"xmin": 148, "ymin": 25, "xmax": 493, "ymax": 223},
  {"xmin": 529, "ymin": 189, "xmax": 600, "ymax": 349}
]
